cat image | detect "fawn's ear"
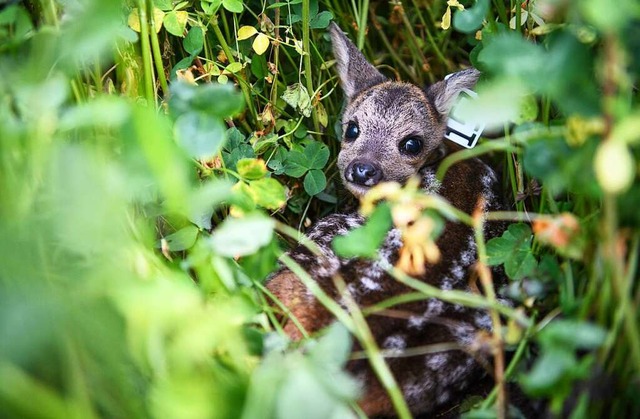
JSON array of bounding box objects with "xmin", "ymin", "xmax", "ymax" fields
[
  {"xmin": 426, "ymin": 68, "xmax": 480, "ymax": 115},
  {"xmin": 329, "ymin": 22, "xmax": 387, "ymax": 101}
]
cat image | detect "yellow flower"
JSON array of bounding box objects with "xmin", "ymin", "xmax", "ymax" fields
[{"xmin": 396, "ymin": 217, "xmax": 441, "ymax": 276}]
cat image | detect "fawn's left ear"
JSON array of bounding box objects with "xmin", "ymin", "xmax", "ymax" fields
[
  {"xmin": 329, "ymin": 22, "xmax": 387, "ymax": 101},
  {"xmin": 426, "ymin": 68, "xmax": 480, "ymax": 115}
]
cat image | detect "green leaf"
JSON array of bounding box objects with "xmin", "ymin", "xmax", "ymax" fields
[
  {"xmin": 303, "ymin": 169, "xmax": 326, "ymax": 196},
  {"xmin": 174, "ymin": 112, "xmax": 225, "ymax": 159},
  {"xmin": 453, "ymin": 0, "xmax": 489, "ymax": 34},
  {"xmin": 248, "ymin": 178, "xmax": 287, "ymax": 210},
  {"xmin": 237, "ymin": 158, "xmax": 268, "ymax": 180},
  {"xmin": 309, "ymin": 11, "xmax": 333, "ymax": 29},
  {"xmin": 187, "ymin": 180, "xmax": 233, "ymax": 229},
  {"xmin": 304, "ymin": 169, "xmax": 327, "ymax": 196},
  {"xmin": 486, "ymin": 223, "xmax": 537, "ymax": 280},
  {"xmin": 308, "ymin": 323, "xmax": 352, "ymax": 368},
  {"xmin": 303, "ymin": 141, "xmax": 330, "ymax": 170},
  {"xmin": 223, "ymin": 144, "xmax": 255, "ymax": 172},
  {"xmin": 163, "ymin": 10, "xmax": 188, "ymax": 36},
  {"xmin": 283, "ymin": 150, "xmax": 309, "ymax": 178},
  {"xmin": 209, "ymin": 214, "xmax": 275, "ymax": 257},
  {"xmin": 332, "ymin": 204, "xmax": 392, "ymax": 259},
  {"xmin": 538, "ymin": 320, "xmax": 607, "ymax": 350},
  {"xmin": 519, "ymin": 347, "xmax": 576, "ymax": 395},
  {"xmin": 478, "ymin": 32, "xmax": 546, "ymax": 81},
  {"xmin": 183, "ymin": 26, "xmax": 204, "ymax": 55},
  {"xmin": 154, "ymin": 0, "xmax": 173, "ymax": 10},
  {"xmin": 159, "ymin": 225, "xmax": 199, "ymax": 251},
  {"xmin": 222, "ymin": 0, "xmax": 243, "ymax": 13}
]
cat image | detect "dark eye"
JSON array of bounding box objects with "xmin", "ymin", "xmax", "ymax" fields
[
  {"xmin": 344, "ymin": 121, "xmax": 359, "ymax": 141},
  {"xmin": 399, "ymin": 137, "xmax": 423, "ymax": 155}
]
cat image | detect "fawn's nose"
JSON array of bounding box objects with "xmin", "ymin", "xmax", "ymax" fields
[{"xmin": 346, "ymin": 160, "xmax": 383, "ymax": 186}]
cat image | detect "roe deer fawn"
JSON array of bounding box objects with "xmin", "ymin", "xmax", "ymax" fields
[{"xmin": 266, "ymin": 23, "xmax": 510, "ymax": 417}]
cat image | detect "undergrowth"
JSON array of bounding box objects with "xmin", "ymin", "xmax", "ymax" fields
[{"xmin": 0, "ymin": 0, "xmax": 639, "ymax": 418}]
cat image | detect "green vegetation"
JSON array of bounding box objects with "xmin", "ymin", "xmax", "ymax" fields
[{"xmin": 0, "ymin": 0, "xmax": 639, "ymax": 418}]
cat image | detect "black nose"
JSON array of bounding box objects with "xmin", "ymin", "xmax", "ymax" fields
[{"xmin": 346, "ymin": 161, "xmax": 383, "ymax": 186}]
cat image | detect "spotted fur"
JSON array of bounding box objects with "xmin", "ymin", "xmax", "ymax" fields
[{"xmin": 265, "ymin": 23, "xmax": 509, "ymax": 417}]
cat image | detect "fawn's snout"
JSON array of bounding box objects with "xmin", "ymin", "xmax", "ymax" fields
[{"xmin": 345, "ymin": 160, "xmax": 383, "ymax": 186}]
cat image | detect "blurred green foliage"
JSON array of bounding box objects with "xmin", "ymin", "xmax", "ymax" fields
[{"xmin": 0, "ymin": 0, "xmax": 639, "ymax": 418}]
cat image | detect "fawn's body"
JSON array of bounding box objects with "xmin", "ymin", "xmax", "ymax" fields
[{"xmin": 266, "ymin": 23, "xmax": 509, "ymax": 417}]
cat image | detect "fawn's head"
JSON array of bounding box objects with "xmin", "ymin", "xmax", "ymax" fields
[{"xmin": 329, "ymin": 23, "xmax": 480, "ymax": 198}]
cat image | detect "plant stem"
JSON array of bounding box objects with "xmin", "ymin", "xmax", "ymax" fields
[
  {"xmin": 332, "ymin": 275, "xmax": 412, "ymax": 419},
  {"xmin": 436, "ymin": 141, "xmax": 519, "ymax": 182},
  {"xmin": 492, "ymin": 0, "xmax": 509, "ymax": 25},
  {"xmin": 136, "ymin": 0, "xmax": 155, "ymax": 104},
  {"xmin": 147, "ymin": 0, "xmax": 168, "ymax": 96},
  {"xmin": 389, "ymin": 268, "xmax": 531, "ymax": 327},
  {"xmin": 210, "ymin": 15, "xmax": 260, "ymax": 127},
  {"xmin": 369, "ymin": 10, "xmax": 414, "ymax": 79},
  {"xmin": 410, "ymin": 0, "xmax": 451, "ymax": 73},
  {"xmin": 301, "ymin": 0, "xmax": 320, "ymax": 134},
  {"xmin": 279, "ymin": 255, "xmax": 355, "ymax": 332},
  {"xmin": 473, "ymin": 211, "xmax": 506, "ymax": 419},
  {"xmin": 356, "ymin": 0, "xmax": 369, "ymax": 50}
]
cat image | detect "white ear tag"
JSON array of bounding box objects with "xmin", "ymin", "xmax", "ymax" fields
[{"xmin": 444, "ymin": 88, "xmax": 485, "ymax": 149}]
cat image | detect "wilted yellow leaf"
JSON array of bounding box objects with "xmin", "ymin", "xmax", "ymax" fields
[
  {"xmin": 152, "ymin": 8, "xmax": 165, "ymax": 33},
  {"xmin": 252, "ymin": 33, "xmax": 270, "ymax": 55},
  {"xmin": 128, "ymin": 8, "xmax": 141, "ymax": 32},
  {"xmin": 441, "ymin": 7, "xmax": 452, "ymax": 30},
  {"xmin": 237, "ymin": 25, "xmax": 258, "ymax": 40},
  {"xmin": 316, "ymin": 101, "xmax": 328, "ymax": 128},
  {"xmin": 127, "ymin": 7, "xmax": 164, "ymax": 33}
]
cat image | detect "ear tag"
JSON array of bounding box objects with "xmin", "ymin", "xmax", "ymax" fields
[{"xmin": 444, "ymin": 86, "xmax": 485, "ymax": 149}]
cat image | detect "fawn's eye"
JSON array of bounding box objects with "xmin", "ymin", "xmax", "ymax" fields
[
  {"xmin": 399, "ymin": 137, "xmax": 423, "ymax": 155},
  {"xmin": 344, "ymin": 121, "xmax": 359, "ymax": 141}
]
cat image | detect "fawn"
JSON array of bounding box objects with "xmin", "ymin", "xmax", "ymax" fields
[{"xmin": 266, "ymin": 23, "xmax": 510, "ymax": 417}]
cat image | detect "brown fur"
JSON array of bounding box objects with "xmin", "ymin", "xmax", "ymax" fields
[{"xmin": 265, "ymin": 23, "xmax": 509, "ymax": 417}]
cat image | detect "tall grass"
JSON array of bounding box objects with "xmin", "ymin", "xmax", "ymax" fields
[{"xmin": 0, "ymin": 0, "xmax": 639, "ymax": 418}]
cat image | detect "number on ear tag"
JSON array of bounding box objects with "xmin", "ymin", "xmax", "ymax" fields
[{"xmin": 445, "ymin": 88, "xmax": 484, "ymax": 149}]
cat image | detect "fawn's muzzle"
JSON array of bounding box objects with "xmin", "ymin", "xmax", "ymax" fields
[{"xmin": 345, "ymin": 160, "xmax": 383, "ymax": 187}]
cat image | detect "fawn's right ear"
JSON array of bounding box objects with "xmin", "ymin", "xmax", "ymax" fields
[{"xmin": 329, "ymin": 23, "xmax": 387, "ymax": 101}]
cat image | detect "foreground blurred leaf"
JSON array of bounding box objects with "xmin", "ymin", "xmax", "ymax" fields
[
  {"xmin": 170, "ymin": 81, "xmax": 244, "ymax": 118},
  {"xmin": 210, "ymin": 214, "xmax": 275, "ymax": 257},
  {"xmin": 174, "ymin": 112, "xmax": 225, "ymax": 160},
  {"xmin": 333, "ymin": 204, "xmax": 391, "ymax": 258},
  {"xmin": 160, "ymin": 226, "xmax": 200, "ymax": 251},
  {"xmin": 453, "ymin": 0, "xmax": 489, "ymax": 34}
]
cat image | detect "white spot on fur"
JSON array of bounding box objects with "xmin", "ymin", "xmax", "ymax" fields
[
  {"xmin": 474, "ymin": 312, "xmax": 492, "ymax": 330},
  {"xmin": 408, "ymin": 299, "xmax": 444, "ymax": 329},
  {"xmin": 422, "ymin": 170, "xmax": 442, "ymax": 195},
  {"xmin": 360, "ymin": 276, "xmax": 381, "ymax": 291},
  {"xmin": 426, "ymin": 353, "xmax": 448, "ymax": 370},
  {"xmin": 437, "ymin": 390, "xmax": 451, "ymax": 405},
  {"xmin": 383, "ymin": 334, "xmax": 407, "ymax": 350}
]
